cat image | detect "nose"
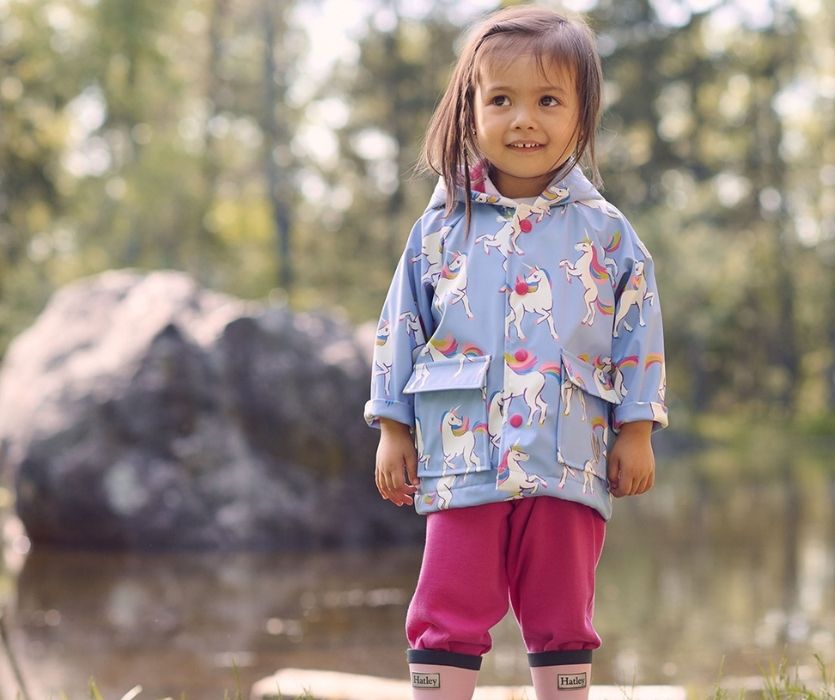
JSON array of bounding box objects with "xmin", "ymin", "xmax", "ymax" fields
[{"xmin": 510, "ymin": 105, "xmax": 537, "ymax": 130}]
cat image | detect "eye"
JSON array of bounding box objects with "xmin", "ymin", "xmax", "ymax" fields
[
  {"xmin": 540, "ymin": 95, "xmax": 561, "ymax": 107},
  {"xmin": 490, "ymin": 95, "xmax": 509, "ymax": 106}
]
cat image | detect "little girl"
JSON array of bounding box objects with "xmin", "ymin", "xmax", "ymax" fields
[{"xmin": 364, "ymin": 5, "xmax": 668, "ymax": 699}]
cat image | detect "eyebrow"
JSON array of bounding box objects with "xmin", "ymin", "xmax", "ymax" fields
[{"xmin": 483, "ymin": 84, "xmax": 568, "ymax": 94}]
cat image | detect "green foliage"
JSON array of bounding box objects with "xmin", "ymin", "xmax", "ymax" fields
[
  {"xmin": 1, "ymin": 0, "xmax": 834, "ymax": 423},
  {"xmin": 705, "ymin": 655, "xmax": 835, "ymax": 700}
]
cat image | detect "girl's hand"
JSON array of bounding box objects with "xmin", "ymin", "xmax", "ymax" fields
[
  {"xmin": 375, "ymin": 419, "xmax": 420, "ymax": 507},
  {"xmin": 606, "ymin": 421, "xmax": 655, "ymax": 497}
]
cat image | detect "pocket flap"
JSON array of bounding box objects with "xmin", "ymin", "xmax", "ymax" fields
[
  {"xmin": 560, "ymin": 349, "xmax": 622, "ymax": 404},
  {"xmin": 403, "ymin": 354, "xmax": 491, "ymax": 394}
]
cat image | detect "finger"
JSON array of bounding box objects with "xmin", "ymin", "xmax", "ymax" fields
[
  {"xmin": 388, "ymin": 461, "xmax": 405, "ymax": 491},
  {"xmin": 391, "ymin": 469, "xmax": 414, "ymax": 506},
  {"xmin": 608, "ymin": 460, "xmax": 622, "ymax": 496},
  {"xmin": 634, "ymin": 474, "xmax": 650, "ymax": 495},
  {"xmin": 383, "ymin": 469, "xmax": 403, "ymax": 504},
  {"xmin": 405, "ymin": 454, "xmax": 420, "ymax": 487},
  {"xmin": 616, "ymin": 474, "xmax": 634, "ymax": 498},
  {"xmin": 381, "ymin": 467, "xmax": 400, "ymax": 503},
  {"xmin": 375, "ymin": 465, "xmax": 387, "ymax": 499}
]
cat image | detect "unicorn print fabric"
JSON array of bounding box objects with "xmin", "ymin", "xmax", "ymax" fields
[{"xmin": 364, "ymin": 165, "xmax": 668, "ymax": 520}]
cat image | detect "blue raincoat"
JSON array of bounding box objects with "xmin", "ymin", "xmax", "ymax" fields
[{"xmin": 364, "ymin": 165, "xmax": 668, "ymax": 519}]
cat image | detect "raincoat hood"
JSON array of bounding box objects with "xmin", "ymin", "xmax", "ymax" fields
[{"xmin": 428, "ymin": 161, "xmax": 604, "ymax": 211}]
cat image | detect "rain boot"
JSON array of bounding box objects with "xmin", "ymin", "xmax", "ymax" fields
[
  {"xmin": 528, "ymin": 650, "xmax": 593, "ymax": 700},
  {"xmin": 407, "ymin": 649, "xmax": 481, "ymax": 699}
]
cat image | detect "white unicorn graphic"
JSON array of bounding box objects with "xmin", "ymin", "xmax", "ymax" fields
[
  {"xmin": 557, "ymin": 448, "xmax": 576, "ymax": 489},
  {"xmin": 613, "ymin": 260, "xmax": 655, "ymax": 337},
  {"xmin": 440, "ymin": 406, "xmax": 486, "ymax": 475},
  {"xmin": 504, "ymin": 364, "xmax": 552, "ymax": 426},
  {"xmin": 371, "ymin": 319, "xmax": 394, "ymax": 394},
  {"xmin": 658, "ymin": 360, "xmax": 666, "ymax": 403},
  {"xmin": 496, "ymin": 445, "xmax": 547, "ymax": 499},
  {"xmin": 581, "ymin": 460, "xmax": 599, "ymax": 494},
  {"xmin": 561, "ymin": 372, "xmax": 587, "ymax": 422},
  {"xmin": 413, "ymin": 225, "xmax": 450, "ymax": 284},
  {"xmin": 475, "ymin": 214, "xmax": 524, "ymax": 266},
  {"xmin": 474, "ymin": 201, "xmax": 540, "ymax": 268},
  {"xmin": 559, "ymin": 237, "xmax": 615, "ymax": 326},
  {"xmin": 531, "ymin": 185, "xmax": 570, "ymax": 221},
  {"xmin": 611, "ymin": 358, "xmax": 628, "ymax": 401},
  {"xmin": 487, "ymin": 390, "xmax": 506, "ymax": 453},
  {"xmin": 561, "ymin": 356, "xmax": 618, "ymax": 418},
  {"xmin": 433, "ymin": 251, "xmax": 474, "ymax": 319},
  {"xmin": 577, "ymin": 198, "xmax": 621, "ymax": 218},
  {"xmin": 414, "ymin": 417, "xmax": 430, "ymax": 472},
  {"xmin": 557, "ymin": 451, "xmax": 602, "ymax": 495},
  {"xmin": 501, "ymin": 264, "xmax": 560, "ymax": 340},
  {"xmin": 421, "ymin": 475, "xmax": 455, "ymax": 510},
  {"xmin": 398, "ymin": 310, "xmax": 426, "ymax": 350}
]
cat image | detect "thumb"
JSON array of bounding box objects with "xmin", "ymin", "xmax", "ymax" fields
[
  {"xmin": 405, "ymin": 449, "xmax": 420, "ymax": 486},
  {"xmin": 607, "ymin": 451, "xmax": 620, "ymax": 487}
]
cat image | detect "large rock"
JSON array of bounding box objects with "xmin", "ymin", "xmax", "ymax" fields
[{"xmin": 0, "ymin": 269, "xmax": 422, "ymax": 549}]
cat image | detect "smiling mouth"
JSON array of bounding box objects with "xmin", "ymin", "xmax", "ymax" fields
[{"xmin": 508, "ymin": 142, "xmax": 544, "ymax": 150}]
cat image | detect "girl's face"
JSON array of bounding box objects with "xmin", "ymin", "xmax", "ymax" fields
[{"xmin": 473, "ymin": 53, "xmax": 580, "ymax": 199}]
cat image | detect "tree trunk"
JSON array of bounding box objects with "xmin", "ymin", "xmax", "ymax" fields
[
  {"xmin": 262, "ymin": 3, "xmax": 293, "ymax": 296},
  {"xmin": 194, "ymin": 0, "xmax": 229, "ymax": 285}
]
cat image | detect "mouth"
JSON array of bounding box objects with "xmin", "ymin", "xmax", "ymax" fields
[{"xmin": 507, "ymin": 142, "xmax": 545, "ymax": 151}]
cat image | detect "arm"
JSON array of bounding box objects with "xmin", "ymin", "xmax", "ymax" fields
[
  {"xmin": 363, "ymin": 217, "xmax": 436, "ymax": 431},
  {"xmin": 606, "ymin": 217, "xmax": 668, "ymax": 497},
  {"xmin": 365, "ymin": 216, "xmax": 438, "ymax": 506}
]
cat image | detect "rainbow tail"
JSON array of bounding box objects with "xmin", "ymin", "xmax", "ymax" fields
[
  {"xmin": 540, "ymin": 362, "xmax": 561, "ymax": 379},
  {"xmin": 472, "ymin": 421, "xmax": 489, "ymax": 435},
  {"xmin": 596, "ymin": 298, "xmax": 614, "ymax": 315}
]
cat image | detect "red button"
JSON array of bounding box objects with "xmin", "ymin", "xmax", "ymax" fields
[
  {"xmin": 519, "ymin": 219, "xmax": 533, "ymax": 233},
  {"xmin": 514, "ymin": 280, "xmax": 528, "ymax": 295},
  {"xmin": 509, "ymin": 414, "xmax": 523, "ymax": 428},
  {"xmin": 514, "ymin": 349, "xmax": 528, "ymax": 362}
]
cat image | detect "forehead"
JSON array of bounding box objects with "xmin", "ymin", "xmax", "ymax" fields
[{"xmin": 476, "ymin": 49, "xmax": 576, "ymax": 92}]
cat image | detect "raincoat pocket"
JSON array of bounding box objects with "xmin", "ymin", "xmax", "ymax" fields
[
  {"xmin": 557, "ymin": 349, "xmax": 622, "ymax": 482},
  {"xmin": 404, "ymin": 354, "xmax": 492, "ymax": 477}
]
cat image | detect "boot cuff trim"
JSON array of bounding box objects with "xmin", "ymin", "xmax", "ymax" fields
[
  {"xmin": 407, "ymin": 648, "xmax": 483, "ymax": 670},
  {"xmin": 528, "ymin": 649, "xmax": 593, "ymax": 667}
]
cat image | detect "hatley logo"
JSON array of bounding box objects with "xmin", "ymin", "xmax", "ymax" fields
[
  {"xmin": 558, "ymin": 672, "xmax": 588, "ymax": 690},
  {"xmin": 412, "ymin": 672, "xmax": 441, "ymax": 688}
]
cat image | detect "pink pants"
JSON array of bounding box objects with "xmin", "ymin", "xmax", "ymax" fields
[{"xmin": 406, "ymin": 496, "xmax": 605, "ymax": 661}]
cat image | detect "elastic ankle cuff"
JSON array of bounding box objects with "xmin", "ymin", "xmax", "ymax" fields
[
  {"xmin": 407, "ymin": 648, "xmax": 483, "ymax": 670},
  {"xmin": 528, "ymin": 649, "xmax": 593, "ymax": 667}
]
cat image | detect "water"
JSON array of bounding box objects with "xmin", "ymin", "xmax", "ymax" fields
[{"xmin": 1, "ymin": 452, "xmax": 834, "ymax": 699}]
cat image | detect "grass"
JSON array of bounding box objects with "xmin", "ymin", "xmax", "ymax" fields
[
  {"xmin": 704, "ymin": 655, "xmax": 835, "ymax": 700},
  {"xmin": 26, "ymin": 655, "xmax": 835, "ymax": 700}
]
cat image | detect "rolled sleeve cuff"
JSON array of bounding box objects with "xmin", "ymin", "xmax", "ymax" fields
[
  {"xmin": 613, "ymin": 401, "xmax": 669, "ymax": 434},
  {"xmin": 363, "ymin": 399, "xmax": 414, "ymax": 430}
]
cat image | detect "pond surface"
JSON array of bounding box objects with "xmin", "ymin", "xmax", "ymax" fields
[{"xmin": 1, "ymin": 451, "xmax": 834, "ymax": 699}]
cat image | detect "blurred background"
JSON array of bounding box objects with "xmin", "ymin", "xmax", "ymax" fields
[{"xmin": 0, "ymin": 0, "xmax": 833, "ymax": 697}]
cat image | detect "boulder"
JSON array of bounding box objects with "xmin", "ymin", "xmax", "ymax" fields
[{"xmin": 0, "ymin": 269, "xmax": 422, "ymax": 549}]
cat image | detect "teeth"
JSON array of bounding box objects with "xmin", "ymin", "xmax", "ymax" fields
[{"xmin": 510, "ymin": 143, "xmax": 540, "ymax": 148}]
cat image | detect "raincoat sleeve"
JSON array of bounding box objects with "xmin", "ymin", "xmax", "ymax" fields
[
  {"xmin": 363, "ymin": 215, "xmax": 437, "ymax": 430},
  {"xmin": 608, "ymin": 216, "xmax": 669, "ymax": 434}
]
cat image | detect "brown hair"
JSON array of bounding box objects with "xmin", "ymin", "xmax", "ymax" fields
[{"xmin": 417, "ymin": 5, "xmax": 603, "ymax": 229}]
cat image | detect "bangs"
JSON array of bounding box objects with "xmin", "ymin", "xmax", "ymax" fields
[{"xmin": 474, "ymin": 31, "xmax": 582, "ymax": 89}]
